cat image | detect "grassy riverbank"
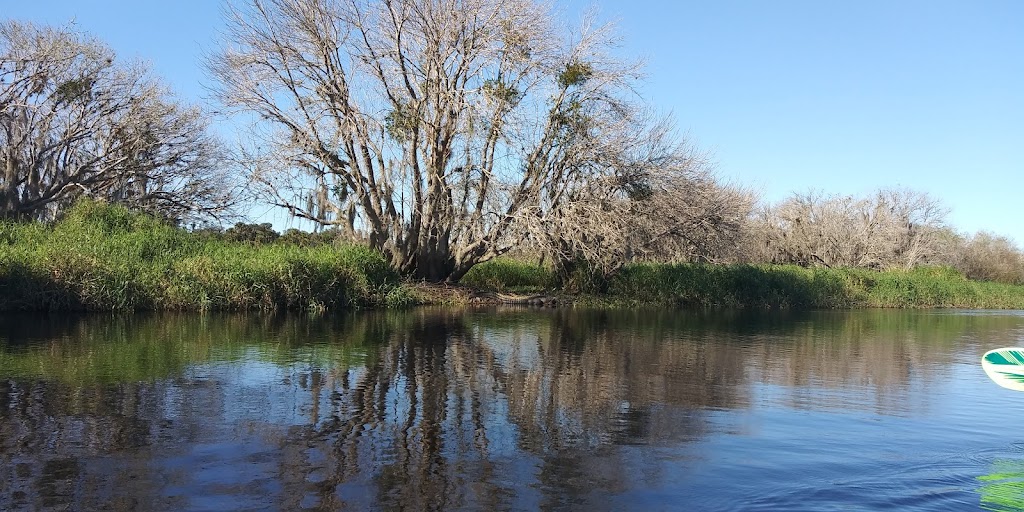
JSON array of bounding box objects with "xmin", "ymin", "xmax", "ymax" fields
[
  {"xmin": 462, "ymin": 259, "xmax": 1024, "ymax": 309},
  {"xmin": 4, "ymin": 202, "xmax": 1024, "ymax": 311},
  {"xmin": 0, "ymin": 202, "xmax": 410, "ymax": 311}
]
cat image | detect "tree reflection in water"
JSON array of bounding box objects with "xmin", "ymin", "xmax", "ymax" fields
[{"xmin": 0, "ymin": 309, "xmax": 1013, "ymax": 509}]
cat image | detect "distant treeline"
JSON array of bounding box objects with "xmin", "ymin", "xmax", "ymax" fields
[{"xmin": 732, "ymin": 189, "xmax": 1024, "ymax": 287}]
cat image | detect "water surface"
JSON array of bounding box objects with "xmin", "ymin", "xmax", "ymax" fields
[{"xmin": 2, "ymin": 308, "xmax": 1024, "ymax": 511}]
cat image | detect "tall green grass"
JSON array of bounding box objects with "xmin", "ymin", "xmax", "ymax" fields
[
  {"xmin": 606, "ymin": 264, "xmax": 854, "ymax": 308},
  {"xmin": 0, "ymin": 201, "xmax": 402, "ymax": 311},
  {"xmin": 460, "ymin": 258, "xmax": 553, "ymax": 292},
  {"xmin": 608, "ymin": 263, "xmax": 1024, "ymax": 309},
  {"xmin": 461, "ymin": 258, "xmax": 1024, "ymax": 309}
]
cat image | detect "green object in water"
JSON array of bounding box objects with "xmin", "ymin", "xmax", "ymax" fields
[{"xmin": 979, "ymin": 459, "xmax": 1024, "ymax": 511}]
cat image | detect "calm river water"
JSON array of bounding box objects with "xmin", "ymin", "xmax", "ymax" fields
[{"xmin": 2, "ymin": 308, "xmax": 1024, "ymax": 511}]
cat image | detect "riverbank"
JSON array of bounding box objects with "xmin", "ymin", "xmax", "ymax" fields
[
  {"xmin": 459, "ymin": 259, "xmax": 1024, "ymax": 310},
  {"xmin": 4, "ymin": 203, "xmax": 1024, "ymax": 311},
  {"xmin": 0, "ymin": 202, "xmax": 412, "ymax": 311}
]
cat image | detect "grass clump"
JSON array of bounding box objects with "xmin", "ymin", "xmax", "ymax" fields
[
  {"xmin": 606, "ymin": 264, "xmax": 855, "ymax": 308},
  {"xmin": 0, "ymin": 200, "xmax": 402, "ymax": 311},
  {"xmin": 460, "ymin": 258, "xmax": 553, "ymax": 292}
]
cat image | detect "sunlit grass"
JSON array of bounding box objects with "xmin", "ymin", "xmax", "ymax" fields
[
  {"xmin": 0, "ymin": 200, "xmax": 401, "ymax": 311},
  {"xmin": 610, "ymin": 263, "xmax": 1024, "ymax": 309},
  {"xmin": 461, "ymin": 258, "xmax": 1024, "ymax": 309},
  {"xmin": 460, "ymin": 258, "xmax": 553, "ymax": 292}
]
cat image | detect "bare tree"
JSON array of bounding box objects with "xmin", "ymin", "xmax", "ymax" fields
[
  {"xmin": 210, "ymin": 0, "xmax": 743, "ymax": 281},
  {"xmin": 747, "ymin": 188, "xmax": 948, "ymax": 269},
  {"xmin": 0, "ymin": 21, "xmax": 235, "ymax": 222},
  {"xmin": 872, "ymin": 188, "xmax": 949, "ymax": 269},
  {"xmin": 951, "ymin": 231, "xmax": 1024, "ymax": 284},
  {"xmin": 517, "ymin": 120, "xmax": 754, "ymax": 284}
]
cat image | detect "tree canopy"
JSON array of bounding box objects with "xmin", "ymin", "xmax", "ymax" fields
[{"xmin": 210, "ymin": 0, "xmax": 748, "ymax": 281}]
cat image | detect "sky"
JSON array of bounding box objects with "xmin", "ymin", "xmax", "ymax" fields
[{"xmin": 5, "ymin": 1, "xmax": 1023, "ymax": 242}]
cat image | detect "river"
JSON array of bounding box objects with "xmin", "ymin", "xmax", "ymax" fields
[{"xmin": 1, "ymin": 308, "xmax": 1023, "ymax": 511}]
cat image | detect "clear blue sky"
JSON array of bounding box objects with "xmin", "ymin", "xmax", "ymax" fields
[{"xmin": 7, "ymin": 1, "xmax": 1023, "ymax": 242}]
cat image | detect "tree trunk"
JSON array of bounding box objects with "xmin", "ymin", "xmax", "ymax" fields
[
  {"xmin": 412, "ymin": 247, "xmax": 457, "ymax": 282},
  {"xmin": 1, "ymin": 151, "xmax": 20, "ymax": 218},
  {"xmin": 446, "ymin": 261, "xmax": 474, "ymax": 284}
]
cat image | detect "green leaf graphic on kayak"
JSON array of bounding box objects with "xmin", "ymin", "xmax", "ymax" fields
[{"xmin": 982, "ymin": 348, "xmax": 1024, "ymax": 391}]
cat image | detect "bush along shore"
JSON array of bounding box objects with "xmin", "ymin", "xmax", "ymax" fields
[{"xmin": 4, "ymin": 202, "xmax": 1024, "ymax": 312}]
